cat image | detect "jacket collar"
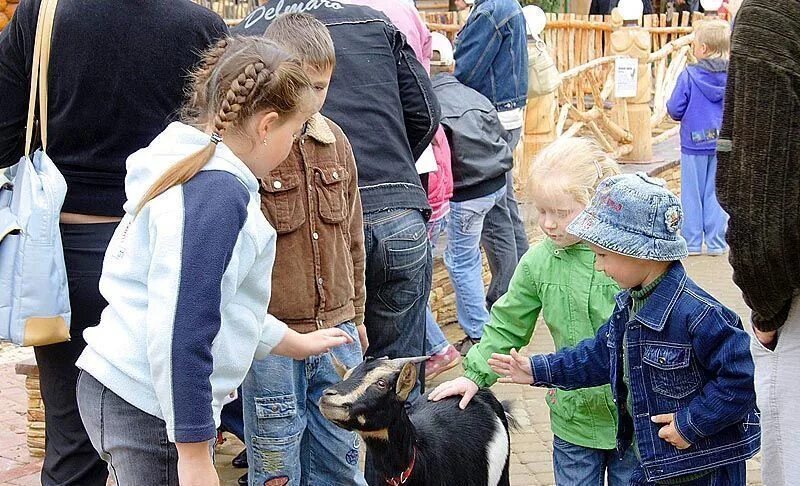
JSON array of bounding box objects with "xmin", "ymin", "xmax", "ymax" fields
[
  {"xmin": 614, "ymin": 262, "xmax": 687, "ymax": 331},
  {"xmin": 304, "ymin": 113, "xmax": 336, "ymax": 145},
  {"xmin": 545, "ymin": 238, "xmax": 593, "ymax": 259}
]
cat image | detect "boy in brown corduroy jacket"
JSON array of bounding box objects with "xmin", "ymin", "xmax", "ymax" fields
[{"xmin": 240, "ymin": 13, "xmax": 369, "ymax": 486}]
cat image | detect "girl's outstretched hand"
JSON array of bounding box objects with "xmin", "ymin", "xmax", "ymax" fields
[
  {"xmin": 488, "ymin": 349, "xmax": 534, "ymax": 385},
  {"xmin": 428, "ymin": 377, "xmax": 480, "ymax": 410},
  {"xmin": 272, "ymin": 328, "xmax": 353, "ymax": 360}
]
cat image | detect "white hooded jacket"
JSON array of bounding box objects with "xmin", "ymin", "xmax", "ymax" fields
[{"xmin": 77, "ymin": 122, "xmax": 287, "ymax": 443}]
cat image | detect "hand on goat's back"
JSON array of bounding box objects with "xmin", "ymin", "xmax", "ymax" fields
[{"xmin": 428, "ymin": 376, "xmax": 479, "ymax": 409}]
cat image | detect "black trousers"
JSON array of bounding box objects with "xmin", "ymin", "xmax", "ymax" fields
[{"xmin": 33, "ymin": 222, "xmax": 117, "ymax": 486}]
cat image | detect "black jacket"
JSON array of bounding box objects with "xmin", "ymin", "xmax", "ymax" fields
[
  {"xmin": 0, "ymin": 0, "xmax": 228, "ymax": 216},
  {"xmin": 232, "ymin": 0, "xmax": 440, "ymax": 215},
  {"xmin": 432, "ymin": 73, "xmax": 511, "ymax": 202}
]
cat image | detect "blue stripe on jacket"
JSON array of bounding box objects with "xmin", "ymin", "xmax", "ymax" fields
[{"xmin": 171, "ymin": 170, "xmax": 249, "ymax": 443}]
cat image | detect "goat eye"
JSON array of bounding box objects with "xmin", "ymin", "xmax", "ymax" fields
[{"xmin": 376, "ymin": 379, "xmax": 387, "ymax": 389}]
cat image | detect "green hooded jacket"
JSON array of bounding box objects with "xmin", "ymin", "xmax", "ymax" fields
[{"xmin": 463, "ymin": 238, "xmax": 620, "ymax": 449}]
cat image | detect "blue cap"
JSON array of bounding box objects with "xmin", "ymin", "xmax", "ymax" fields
[{"xmin": 566, "ymin": 173, "xmax": 689, "ymax": 261}]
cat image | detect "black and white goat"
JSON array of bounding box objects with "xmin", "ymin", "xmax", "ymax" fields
[{"xmin": 319, "ymin": 356, "xmax": 513, "ymax": 486}]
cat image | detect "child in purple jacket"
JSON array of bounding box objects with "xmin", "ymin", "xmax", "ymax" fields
[{"xmin": 667, "ymin": 19, "xmax": 730, "ymax": 256}]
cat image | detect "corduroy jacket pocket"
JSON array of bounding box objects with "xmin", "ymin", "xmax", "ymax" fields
[{"xmin": 260, "ymin": 172, "xmax": 304, "ymax": 234}]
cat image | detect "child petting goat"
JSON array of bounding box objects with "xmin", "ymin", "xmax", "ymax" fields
[{"xmin": 320, "ymin": 356, "xmax": 513, "ymax": 486}]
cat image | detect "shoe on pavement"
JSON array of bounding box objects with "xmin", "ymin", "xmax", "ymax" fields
[
  {"xmin": 425, "ymin": 345, "xmax": 462, "ymax": 382},
  {"xmin": 238, "ymin": 472, "xmax": 248, "ymax": 485},
  {"xmin": 457, "ymin": 336, "xmax": 480, "ymax": 356},
  {"xmin": 232, "ymin": 448, "xmax": 248, "ymax": 469}
]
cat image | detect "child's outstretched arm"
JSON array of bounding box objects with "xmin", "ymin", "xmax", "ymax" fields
[
  {"xmin": 429, "ymin": 260, "xmax": 542, "ymax": 408},
  {"xmin": 666, "ymin": 71, "xmax": 691, "ymax": 121},
  {"xmin": 491, "ymin": 323, "xmax": 613, "ymax": 391},
  {"xmin": 670, "ymin": 307, "xmax": 756, "ymax": 447}
]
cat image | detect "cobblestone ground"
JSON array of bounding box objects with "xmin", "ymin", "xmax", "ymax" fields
[{"xmin": 0, "ymin": 256, "xmax": 764, "ymax": 485}]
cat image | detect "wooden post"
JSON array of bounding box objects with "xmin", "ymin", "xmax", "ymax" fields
[
  {"xmin": 610, "ymin": 10, "xmax": 653, "ymax": 162},
  {"xmin": 523, "ymin": 93, "xmax": 556, "ymax": 192}
]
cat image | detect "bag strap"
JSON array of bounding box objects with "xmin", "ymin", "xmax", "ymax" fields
[{"xmin": 24, "ymin": 0, "xmax": 59, "ymax": 155}]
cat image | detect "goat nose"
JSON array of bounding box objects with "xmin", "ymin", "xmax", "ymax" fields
[{"xmin": 323, "ymin": 388, "xmax": 339, "ymax": 396}]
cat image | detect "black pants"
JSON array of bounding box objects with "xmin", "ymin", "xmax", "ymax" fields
[{"xmin": 33, "ymin": 222, "xmax": 117, "ymax": 486}]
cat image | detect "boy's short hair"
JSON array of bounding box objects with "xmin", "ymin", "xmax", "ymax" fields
[
  {"xmin": 694, "ymin": 19, "xmax": 731, "ymax": 59},
  {"xmin": 263, "ymin": 13, "xmax": 336, "ymax": 72}
]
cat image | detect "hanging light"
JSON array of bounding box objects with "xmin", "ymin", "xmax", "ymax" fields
[
  {"xmin": 522, "ymin": 5, "xmax": 547, "ymax": 39},
  {"xmin": 617, "ymin": 0, "xmax": 644, "ymax": 23},
  {"xmin": 700, "ymin": 0, "xmax": 723, "ymax": 16}
]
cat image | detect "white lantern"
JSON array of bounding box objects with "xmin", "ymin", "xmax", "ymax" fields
[
  {"xmin": 617, "ymin": 0, "xmax": 644, "ymax": 22},
  {"xmin": 700, "ymin": 0, "xmax": 724, "ymax": 12},
  {"xmin": 522, "ymin": 5, "xmax": 547, "ymax": 38}
]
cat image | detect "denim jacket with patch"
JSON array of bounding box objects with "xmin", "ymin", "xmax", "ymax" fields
[
  {"xmin": 454, "ymin": 0, "xmax": 528, "ymax": 111},
  {"xmin": 529, "ymin": 262, "xmax": 760, "ymax": 482}
]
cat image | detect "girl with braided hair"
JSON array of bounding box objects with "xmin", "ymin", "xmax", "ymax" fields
[{"xmin": 74, "ymin": 36, "xmax": 351, "ymax": 486}]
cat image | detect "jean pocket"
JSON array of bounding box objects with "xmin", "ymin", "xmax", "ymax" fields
[
  {"xmin": 254, "ymin": 394, "xmax": 299, "ymax": 438},
  {"xmin": 643, "ymin": 344, "xmax": 701, "ymax": 399},
  {"xmin": 377, "ymin": 223, "xmax": 428, "ymax": 313}
]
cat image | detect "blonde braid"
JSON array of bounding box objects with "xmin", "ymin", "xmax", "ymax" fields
[
  {"xmin": 187, "ymin": 38, "xmax": 231, "ymax": 116},
  {"xmin": 212, "ymin": 61, "xmax": 271, "ymax": 135}
]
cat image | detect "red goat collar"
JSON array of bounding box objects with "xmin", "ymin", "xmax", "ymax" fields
[{"xmin": 384, "ymin": 446, "xmax": 417, "ymax": 486}]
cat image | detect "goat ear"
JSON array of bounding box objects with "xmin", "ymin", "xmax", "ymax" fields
[
  {"xmin": 395, "ymin": 362, "xmax": 418, "ymax": 401},
  {"xmin": 330, "ymin": 353, "xmax": 350, "ymax": 380}
]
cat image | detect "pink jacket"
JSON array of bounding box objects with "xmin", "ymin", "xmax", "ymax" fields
[
  {"xmin": 428, "ymin": 125, "xmax": 453, "ymax": 221},
  {"xmin": 350, "ymin": 0, "xmax": 432, "ymax": 73}
]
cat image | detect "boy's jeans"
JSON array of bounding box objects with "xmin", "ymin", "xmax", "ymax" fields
[
  {"xmin": 680, "ymin": 153, "xmax": 729, "ymax": 253},
  {"xmin": 425, "ymin": 216, "xmax": 450, "ymax": 356},
  {"xmin": 242, "ymin": 323, "xmax": 367, "ymax": 486},
  {"xmin": 445, "ymin": 186, "xmax": 513, "ymax": 339},
  {"xmin": 552, "ymin": 435, "xmax": 637, "ymax": 486},
  {"xmin": 482, "ymin": 128, "xmax": 528, "ymax": 307},
  {"xmin": 629, "ymin": 461, "xmax": 745, "ymax": 485},
  {"xmin": 750, "ymin": 296, "xmax": 800, "ymax": 486}
]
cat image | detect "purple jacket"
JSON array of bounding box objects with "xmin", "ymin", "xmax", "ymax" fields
[{"xmin": 667, "ymin": 59, "xmax": 728, "ymax": 155}]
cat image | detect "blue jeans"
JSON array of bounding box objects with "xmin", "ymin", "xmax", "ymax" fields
[
  {"xmin": 242, "ymin": 323, "xmax": 367, "ymax": 486},
  {"xmin": 446, "ymin": 186, "xmax": 510, "ymax": 339},
  {"xmin": 552, "ymin": 435, "xmax": 637, "ymax": 486},
  {"xmin": 482, "ymin": 128, "xmax": 528, "ymax": 307},
  {"xmin": 362, "ymin": 208, "xmax": 431, "ymax": 386},
  {"xmin": 680, "ymin": 153, "xmax": 728, "ymax": 253},
  {"xmin": 425, "ymin": 216, "xmax": 450, "ymax": 355},
  {"xmin": 629, "ymin": 461, "xmax": 745, "ymax": 485}
]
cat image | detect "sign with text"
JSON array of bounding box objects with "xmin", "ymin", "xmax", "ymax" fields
[{"xmin": 615, "ymin": 57, "xmax": 638, "ymax": 98}]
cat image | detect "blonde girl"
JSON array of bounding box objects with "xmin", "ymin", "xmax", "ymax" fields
[
  {"xmin": 74, "ymin": 37, "xmax": 352, "ymax": 486},
  {"xmin": 430, "ymin": 137, "xmax": 637, "ymax": 485}
]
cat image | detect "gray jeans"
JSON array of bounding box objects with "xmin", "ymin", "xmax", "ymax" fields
[
  {"xmin": 76, "ymin": 371, "xmax": 214, "ymax": 486},
  {"xmin": 750, "ymin": 297, "xmax": 800, "ymax": 486}
]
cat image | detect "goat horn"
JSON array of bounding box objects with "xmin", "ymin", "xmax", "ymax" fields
[{"xmin": 390, "ymin": 356, "xmax": 430, "ymax": 368}]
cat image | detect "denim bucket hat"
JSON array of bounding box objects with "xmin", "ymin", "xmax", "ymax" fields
[{"xmin": 566, "ymin": 173, "xmax": 689, "ymax": 261}]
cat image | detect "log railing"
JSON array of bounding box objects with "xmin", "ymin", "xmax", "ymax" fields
[{"xmin": 552, "ymin": 30, "xmax": 695, "ymax": 158}]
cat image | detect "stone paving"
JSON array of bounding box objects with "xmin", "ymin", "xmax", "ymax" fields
[{"xmin": 0, "ymin": 253, "xmax": 764, "ymax": 485}]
